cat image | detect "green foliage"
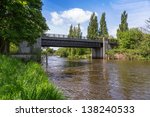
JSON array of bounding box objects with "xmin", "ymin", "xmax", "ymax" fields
[
  {"xmin": 0, "ymin": 0, "xmax": 48, "ymax": 53},
  {"xmin": 117, "ymin": 11, "xmax": 128, "ymax": 39},
  {"xmin": 46, "ymin": 48, "xmax": 55, "ymax": 54},
  {"xmin": 9, "ymin": 42, "xmax": 19, "ymax": 54},
  {"xmin": 77, "ymin": 24, "xmax": 82, "ymax": 38},
  {"xmin": 106, "ymin": 48, "xmax": 143, "ymax": 60},
  {"xmin": 55, "ymin": 48, "xmax": 69, "ymax": 57},
  {"xmin": 42, "ymin": 48, "xmax": 55, "ymax": 55},
  {"xmin": 139, "ymin": 34, "xmax": 150, "ymax": 58},
  {"xmin": 107, "ymin": 15, "xmax": 150, "ymax": 61},
  {"xmin": 0, "ymin": 55, "xmax": 64, "ymax": 100},
  {"xmin": 65, "ymin": 24, "xmax": 90, "ymax": 58},
  {"xmin": 68, "ymin": 24, "xmax": 82, "ymax": 38},
  {"xmin": 107, "ymin": 28, "xmax": 150, "ymax": 60},
  {"xmin": 55, "ymin": 48, "xmax": 91, "ymax": 59},
  {"xmin": 99, "ymin": 12, "xmax": 108, "ymax": 38},
  {"xmin": 68, "ymin": 25, "xmax": 74, "ymax": 38},
  {"xmin": 118, "ymin": 28, "xmax": 143, "ymax": 49},
  {"xmin": 87, "ymin": 13, "xmax": 98, "ymax": 40}
]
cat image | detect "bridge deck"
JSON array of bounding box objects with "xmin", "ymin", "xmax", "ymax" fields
[
  {"xmin": 41, "ymin": 34, "xmax": 103, "ymax": 48},
  {"xmin": 41, "ymin": 34, "xmax": 117, "ymax": 48}
]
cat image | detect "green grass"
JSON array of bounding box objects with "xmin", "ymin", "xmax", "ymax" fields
[{"xmin": 0, "ymin": 55, "xmax": 65, "ymax": 100}]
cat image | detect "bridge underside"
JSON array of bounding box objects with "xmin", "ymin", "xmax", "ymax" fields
[
  {"xmin": 41, "ymin": 38, "xmax": 104, "ymax": 59},
  {"xmin": 41, "ymin": 38, "xmax": 102, "ymax": 48}
]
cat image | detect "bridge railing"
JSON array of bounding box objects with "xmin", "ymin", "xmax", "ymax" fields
[
  {"xmin": 42, "ymin": 33, "xmax": 118, "ymax": 44},
  {"xmin": 43, "ymin": 33, "xmax": 88, "ymax": 40}
]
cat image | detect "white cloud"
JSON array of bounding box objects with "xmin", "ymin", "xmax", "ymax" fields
[
  {"xmin": 61, "ymin": 8, "xmax": 93, "ymax": 24},
  {"xmin": 47, "ymin": 8, "xmax": 95, "ymax": 36},
  {"xmin": 50, "ymin": 8, "xmax": 93, "ymax": 25},
  {"xmin": 50, "ymin": 12, "xmax": 63, "ymax": 25}
]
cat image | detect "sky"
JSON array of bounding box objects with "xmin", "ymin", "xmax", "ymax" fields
[{"xmin": 42, "ymin": 0, "xmax": 150, "ymax": 37}]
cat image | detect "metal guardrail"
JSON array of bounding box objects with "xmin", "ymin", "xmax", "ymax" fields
[
  {"xmin": 42, "ymin": 33, "xmax": 118, "ymax": 45},
  {"xmin": 43, "ymin": 33, "xmax": 88, "ymax": 39}
]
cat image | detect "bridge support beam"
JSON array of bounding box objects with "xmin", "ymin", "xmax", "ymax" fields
[{"xmin": 92, "ymin": 47, "xmax": 103, "ymax": 59}]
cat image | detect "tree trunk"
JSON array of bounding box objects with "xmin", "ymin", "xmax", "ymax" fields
[
  {"xmin": 0, "ymin": 37, "xmax": 5, "ymax": 54},
  {"xmin": 0, "ymin": 37, "xmax": 9, "ymax": 54}
]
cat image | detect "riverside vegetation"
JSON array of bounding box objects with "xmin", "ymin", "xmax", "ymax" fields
[
  {"xmin": 0, "ymin": 55, "xmax": 64, "ymax": 100},
  {"xmin": 107, "ymin": 12, "xmax": 150, "ymax": 60},
  {"xmin": 55, "ymin": 11, "xmax": 150, "ymax": 60},
  {"xmin": 0, "ymin": 1, "xmax": 65, "ymax": 100}
]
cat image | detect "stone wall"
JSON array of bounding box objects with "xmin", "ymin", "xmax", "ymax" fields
[{"xmin": 17, "ymin": 38, "xmax": 41, "ymax": 61}]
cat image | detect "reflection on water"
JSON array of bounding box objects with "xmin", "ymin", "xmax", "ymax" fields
[{"xmin": 42, "ymin": 56, "xmax": 150, "ymax": 100}]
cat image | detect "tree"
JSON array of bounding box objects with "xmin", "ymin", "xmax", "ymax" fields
[
  {"xmin": 73, "ymin": 26, "xmax": 77, "ymax": 38},
  {"xmin": 140, "ymin": 34, "xmax": 150, "ymax": 57},
  {"xmin": 117, "ymin": 11, "xmax": 128, "ymax": 39},
  {"xmin": 99, "ymin": 12, "xmax": 108, "ymax": 38},
  {"xmin": 77, "ymin": 24, "xmax": 82, "ymax": 38},
  {"xmin": 68, "ymin": 24, "xmax": 82, "ymax": 39},
  {"xmin": 67, "ymin": 24, "xmax": 87, "ymax": 57},
  {"xmin": 68, "ymin": 24, "xmax": 73, "ymax": 38},
  {"xmin": 46, "ymin": 48, "xmax": 55, "ymax": 55},
  {"xmin": 118, "ymin": 28, "xmax": 143, "ymax": 49},
  {"xmin": 0, "ymin": 0, "xmax": 48, "ymax": 54},
  {"xmin": 87, "ymin": 13, "xmax": 98, "ymax": 40}
]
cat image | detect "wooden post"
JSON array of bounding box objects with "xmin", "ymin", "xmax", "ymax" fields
[
  {"xmin": 103, "ymin": 37, "xmax": 105, "ymax": 59},
  {"xmin": 46, "ymin": 53, "xmax": 48, "ymax": 68}
]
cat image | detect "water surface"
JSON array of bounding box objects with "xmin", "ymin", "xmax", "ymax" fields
[{"xmin": 42, "ymin": 56, "xmax": 150, "ymax": 100}]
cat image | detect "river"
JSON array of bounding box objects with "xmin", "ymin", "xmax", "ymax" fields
[{"xmin": 42, "ymin": 56, "xmax": 150, "ymax": 100}]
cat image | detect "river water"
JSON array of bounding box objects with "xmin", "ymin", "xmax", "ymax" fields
[{"xmin": 42, "ymin": 56, "xmax": 150, "ymax": 100}]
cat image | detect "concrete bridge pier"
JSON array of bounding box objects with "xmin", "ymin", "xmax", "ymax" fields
[{"xmin": 92, "ymin": 47, "xmax": 103, "ymax": 59}]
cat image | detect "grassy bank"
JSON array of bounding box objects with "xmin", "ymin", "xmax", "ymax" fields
[
  {"xmin": 106, "ymin": 49, "xmax": 149, "ymax": 60},
  {"xmin": 0, "ymin": 55, "xmax": 64, "ymax": 100}
]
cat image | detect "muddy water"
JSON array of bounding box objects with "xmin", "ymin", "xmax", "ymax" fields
[{"xmin": 42, "ymin": 56, "xmax": 150, "ymax": 100}]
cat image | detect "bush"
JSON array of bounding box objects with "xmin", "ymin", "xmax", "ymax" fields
[
  {"xmin": 139, "ymin": 34, "xmax": 150, "ymax": 57},
  {"xmin": 0, "ymin": 55, "xmax": 64, "ymax": 100},
  {"xmin": 118, "ymin": 28, "xmax": 143, "ymax": 49}
]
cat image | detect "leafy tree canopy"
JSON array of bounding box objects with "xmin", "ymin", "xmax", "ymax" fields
[
  {"xmin": 99, "ymin": 12, "xmax": 108, "ymax": 38},
  {"xmin": 118, "ymin": 28, "xmax": 143, "ymax": 49},
  {"xmin": 139, "ymin": 34, "xmax": 150, "ymax": 57},
  {"xmin": 0, "ymin": 0, "xmax": 48, "ymax": 53},
  {"xmin": 87, "ymin": 12, "xmax": 98, "ymax": 40},
  {"xmin": 117, "ymin": 11, "xmax": 128, "ymax": 39},
  {"xmin": 68, "ymin": 24, "xmax": 82, "ymax": 38}
]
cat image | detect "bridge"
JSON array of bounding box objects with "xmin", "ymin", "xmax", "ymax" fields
[
  {"xmin": 41, "ymin": 34, "xmax": 102, "ymax": 48},
  {"xmin": 41, "ymin": 34, "xmax": 116, "ymax": 59},
  {"xmin": 18, "ymin": 33, "xmax": 117, "ymax": 59}
]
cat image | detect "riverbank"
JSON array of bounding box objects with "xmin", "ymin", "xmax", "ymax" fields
[
  {"xmin": 0, "ymin": 54, "xmax": 64, "ymax": 100},
  {"xmin": 106, "ymin": 49, "xmax": 150, "ymax": 61}
]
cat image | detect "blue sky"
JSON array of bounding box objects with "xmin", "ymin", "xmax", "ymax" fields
[{"xmin": 42, "ymin": 0, "xmax": 150, "ymax": 37}]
